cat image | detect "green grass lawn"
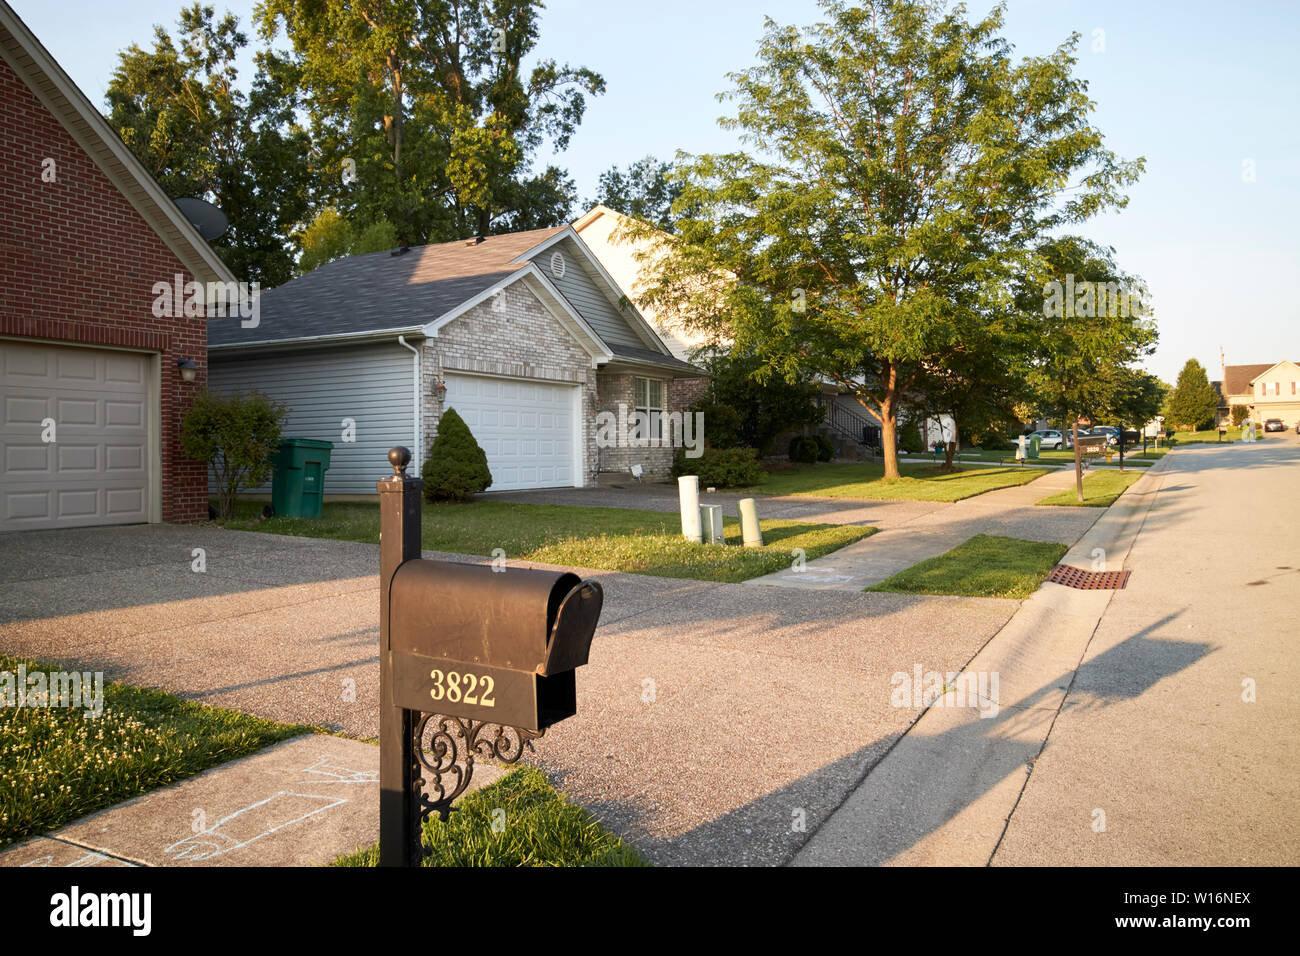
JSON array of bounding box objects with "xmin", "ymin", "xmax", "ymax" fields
[
  {"xmin": 1170, "ymin": 427, "xmax": 1254, "ymax": 444},
  {"xmin": 1035, "ymin": 469, "xmax": 1145, "ymax": 507},
  {"xmin": 333, "ymin": 765, "xmax": 647, "ymax": 867},
  {"xmin": 865, "ymin": 534, "xmax": 1068, "ymax": 599},
  {"xmin": 220, "ymin": 499, "xmax": 872, "ymax": 584},
  {"xmin": 752, "ymin": 461, "xmax": 1048, "ymax": 501},
  {"xmin": 0, "ymin": 654, "xmax": 309, "ymax": 848}
]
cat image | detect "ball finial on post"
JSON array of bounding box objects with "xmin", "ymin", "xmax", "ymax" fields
[{"xmin": 388, "ymin": 446, "xmax": 412, "ymax": 477}]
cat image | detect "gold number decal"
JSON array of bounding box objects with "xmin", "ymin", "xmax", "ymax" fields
[
  {"xmin": 478, "ymin": 676, "xmax": 495, "ymax": 707},
  {"xmin": 463, "ymin": 673, "xmax": 479, "ymax": 705},
  {"xmin": 429, "ymin": 669, "xmax": 445, "ymax": 702},
  {"xmin": 446, "ymin": 671, "xmax": 462, "ymax": 703}
]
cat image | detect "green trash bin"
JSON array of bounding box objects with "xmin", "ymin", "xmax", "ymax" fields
[
  {"xmin": 1028, "ymin": 435, "xmax": 1042, "ymax": 459},
  {"xmin": 270, "ymin": 438, "xmax": 334, "ymax": 519}
]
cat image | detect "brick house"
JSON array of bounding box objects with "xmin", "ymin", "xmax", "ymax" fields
[
  {"xmin": 207, "ymin": 226, "xmax": 705, "ymax": 493},
  {"xmin": 0, "ymin": 1, "xmax": 235, "ymax": 531}
]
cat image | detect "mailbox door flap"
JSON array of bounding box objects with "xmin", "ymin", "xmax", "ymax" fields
[{"xmin": 539, "ymin": 580, "xmax": 603, "ymax": 676}]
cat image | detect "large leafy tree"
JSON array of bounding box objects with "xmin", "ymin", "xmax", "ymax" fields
[
  {"xmin": 590, "ymin": 156, "xmax": 685, "ymax": 232},
  {"xmin": 626, "ymin": 0, "xmax": 1143, "ymax": 478},
  {"xmin": 106, "ymin": 4, "xmax": 314, "ymax": 286},
  {"xmin": 1020, "ymin": 236, "xmax": 1156, "ymax": 498},
  {"xmin": 257, "ymin": 0, "xmax": 604, "ymax": 245},
  {"xmin": 1166, "ymin": 359, "xmax": 1220, "ymax": 431}
]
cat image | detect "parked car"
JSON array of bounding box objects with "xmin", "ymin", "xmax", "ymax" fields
[
  {"xmin": 1089, "ymin": 425, "xmax": 1121, "ymax": 445},
  {"xmin": 1264, "ymin": 418, "xmax": 1285, "ymax": 432},
  {"xmin": 1028, "ymin": 429, "xmax": 1070, "ymax": 450}
]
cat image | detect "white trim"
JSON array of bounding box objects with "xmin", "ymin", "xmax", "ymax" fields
[
  {"xmin": 209, "ymin": 326, "xmax": 426, "ymax": 355},
  {"xmin": 423, "ymin": 264, "xmax": 612, "ymax": 364},
  {"xmin": 397, "ymin": 335, "xmax": 422, "ymax": 473},
  {"xmin": 0, "ymin": 5, "xmax": 236, "ymax": 284},
  {"xmin": 512, "ymin": 228, "xmax": 674, "ymax": 356},
  {"xmin": 149, "ymin": 353, "xmax": 161, "ymax": 523}
]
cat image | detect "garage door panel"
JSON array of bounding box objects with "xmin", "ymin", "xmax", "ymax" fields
[
  {"xmin": 1, "ymin": 342, "xmax": 151, "ymax": 530},
  {"xmin": 443, "ymin": 372, "xmax": 577, "ymax": 492}
]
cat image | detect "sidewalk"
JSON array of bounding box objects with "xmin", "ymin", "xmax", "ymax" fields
[
  {"xmin": 0, "ymin": 734, "xmax": 502, "ymax": 867},
  {"xmin": 792, "ymin": 453, "xmax": 1173, "ymax": 865},
  {"xmin": 753, "ymin": 466, "xmax": 1096, "ymax": 591}
]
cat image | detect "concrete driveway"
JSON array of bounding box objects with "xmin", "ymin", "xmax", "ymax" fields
[{"xmin": 1, "ymin": 521, "xmax": 1021, "ymax": 866}]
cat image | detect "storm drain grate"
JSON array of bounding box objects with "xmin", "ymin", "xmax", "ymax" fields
[{"xmin": 1048, "ymin": 565, "xmax": 1131, "ymax": 590}]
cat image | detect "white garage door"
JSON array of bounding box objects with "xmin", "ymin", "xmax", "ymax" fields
[
  {"xmin": 443, "ymin": 373, "xmax": 578, "ymax": 491},
  {"xmin": 1, "ymin": 341, "xmax": 152, "ymax": 531}
]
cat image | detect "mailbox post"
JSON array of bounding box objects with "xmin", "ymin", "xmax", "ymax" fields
[{"xmin": 377, "ymin": 447, "xmax": 603, "ymax": 866}]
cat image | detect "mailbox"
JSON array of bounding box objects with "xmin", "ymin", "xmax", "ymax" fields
[
  {"xmin": 387, "ymin": 560, "xmax": 602, "ymax": 732},
  {"xmin": 376, "ymin": 446, "xmax": 603, "ymax": 865}
]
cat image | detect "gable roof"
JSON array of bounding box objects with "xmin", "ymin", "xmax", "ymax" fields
[
  {"xmin": 1246, "ymin": 360, "xmax": 1300, "ymax": 385},
  {"xmin": 0, "ymin": 0, "xmax": 235, "ymax": 285},
  {"xmin": 1223, "ymin": 363, "xmax": 1276, "ymax": 396},
  {"xmin": 209, "ymin": 224, "xmax": 703, "ymax": 374}
]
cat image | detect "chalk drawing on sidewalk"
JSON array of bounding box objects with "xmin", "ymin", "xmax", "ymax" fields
[
  {"xmin": 21, "ymin": 850, "xmax": 131, "ymax": 867},
  {"xmin": 163, "ymin": 791, "xmax": 346, "ymax": 862},
  {"xmin": 298, "ymin": 755, "xmax": 378, "ymax": 785}
]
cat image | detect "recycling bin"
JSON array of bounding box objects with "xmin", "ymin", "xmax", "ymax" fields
[
  {"xmin": 270, "ymin": 438, "xmax": 334, "ymax": 519},
  {"xmin": 1028, "ymin": 435, "xmax": 1042, "ymax": 458}
]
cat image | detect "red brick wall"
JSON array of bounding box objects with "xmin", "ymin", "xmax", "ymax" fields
[{"xmin": 0, "ymin": 55, "xmax": 208, "ymax": 523}]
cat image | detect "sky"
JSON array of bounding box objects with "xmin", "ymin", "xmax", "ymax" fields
[{"xmin": 9, "ymin": 0, "xmax": 1299, "ymax": 384}]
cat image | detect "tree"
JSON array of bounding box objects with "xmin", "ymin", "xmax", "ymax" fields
[
  {"xmin": 1020, "ymin": 236, "xmax": 1156, "ymax": 499},
  {"xmin": 422, "ymin": 408, "xmax": 492, "ymax": 501},
  {"xmin": 694, "ymin": 348, "xmax": 823, "ymax": 455},
  {"xmin": 624, "ymin": 0, "xmax": 1143, "ymax": 479},
  {"xmin": 590, "ymin": 156, "xmax": 684, "ymax": 232},
  {"xmin": 180, "ymin": 391, "xmax": 286, "ymax": 520},
  {"xmin": 1231, "ymin": 404, "xmax": 1249, "ymax": 427},
  {"xmin": 1166, "ymin": 359, "xmax": 1219, "ymax": 431},
  {"xmin": 257, "ymin": 0, "xmax": 604, "ymax": 245},
  {"xmin": 106, "ymin": 4, "xmax": 313, "ymax": 286},
  {"xmin": 297, "ymin": 207, "xmax": 399, "ymax": 274}
]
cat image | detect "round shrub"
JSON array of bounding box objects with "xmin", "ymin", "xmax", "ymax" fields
[
  {"xmin": 813, "ymin": 434, "xmax": 834, "ymax": 462},
  {"xmin": 897, "ymin": 420, "xmax": 925, "ymax": 454},
  {"xmin": 422, "ymin": 407, "xmax": 492, "ymax": 502}
]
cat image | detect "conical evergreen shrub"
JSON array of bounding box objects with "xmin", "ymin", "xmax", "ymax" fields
[{"xmin": 422, "ymin": 407, "xmax": 493, "ymax": 502}]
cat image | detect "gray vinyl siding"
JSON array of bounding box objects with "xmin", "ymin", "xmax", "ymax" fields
[
  {"xmin": 534, "ymin": 238, "xmax": 651, "ymax": 351},
  {"xmin": 208, "ymin": 343, "xmax": 416, "ymax": 495}
]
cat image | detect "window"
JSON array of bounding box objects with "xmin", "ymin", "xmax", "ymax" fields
[{"xmin": 634, "ymin": 377, "xmax": 665, "ymax": 442}]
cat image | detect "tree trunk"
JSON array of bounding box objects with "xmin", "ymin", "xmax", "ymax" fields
[{"xmin": 880, "ymin": 363, "xmax": 901, "ymax": 479}]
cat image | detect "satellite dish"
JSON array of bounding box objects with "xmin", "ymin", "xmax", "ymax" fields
[{"xmin": 173, "ymin": 197, "xmax": 229, "ymax": 241}]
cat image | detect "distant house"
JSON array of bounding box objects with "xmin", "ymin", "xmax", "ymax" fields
[
  {"xmin": 1216, "ymin": 361, "xmax": 1300, "ymax": 427},
  {"xmin": 0, "ymin": 0, "xmax": 233, "ymax": 531},
  {"xmin": 206, "ymin": 226, "xmax": 705, "ymax": 493}
]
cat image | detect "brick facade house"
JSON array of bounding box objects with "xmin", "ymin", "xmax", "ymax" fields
[
  {"xmin": 0, "ymin": 1, "xmax": 235, "ymax": 531},
  {"xmin": 208, "ymin": 227, "xmax": 705, "ymax": 494}
]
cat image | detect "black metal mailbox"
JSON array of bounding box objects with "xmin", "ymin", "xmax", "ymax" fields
[
  {"xmin": 376, "ymin": 446, "xmax": 603, "ymax": 866},
  {"xmin": 388, "ymin": 560, "xmax": 602, "ymax": 731}
]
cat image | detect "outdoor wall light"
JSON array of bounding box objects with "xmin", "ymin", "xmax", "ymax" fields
[
  {"xmin": 432, "ymin": 378, "xmax": 447, "ymax": 398},
  {"xmin": 176, "ymin": 357, "xmax": 198, "ymax": 383}
]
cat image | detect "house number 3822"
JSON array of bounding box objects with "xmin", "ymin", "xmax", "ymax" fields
[{"xmin": 429, "ymin": 669, "xmax": 495, "ymax": 707}]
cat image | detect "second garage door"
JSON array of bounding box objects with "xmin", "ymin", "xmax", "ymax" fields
[{"xmin": 443, "ymin": 373, "xmax": 579, "ymax": 491}]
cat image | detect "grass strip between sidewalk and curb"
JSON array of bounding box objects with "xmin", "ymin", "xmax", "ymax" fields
[
  {"xmin": 0, "ymin": 654, "xmax": 310, "ymax": 849},
  {"xmin": 220, "ymin": 500, "xmax": 874, "ymax": 583},
  {"xmin": 1035, "ymin": 469, "xmax": 1145, "ymax": 508},
  {"xmin": 332, "ymin": 765, "xmax": 648, "ymax": 867},
  {"xmin": 865, "ymin": 534, "xmax": 1069, "ymax": 600}
]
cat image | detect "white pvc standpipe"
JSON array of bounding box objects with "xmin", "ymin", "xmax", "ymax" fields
[
  {"xmin": 739, "ymin": 498, "xmax": 763, "ymax": 547},
  {"xmin": 679, "ymin": 475, "xmax": 701, "ymax": 543}
]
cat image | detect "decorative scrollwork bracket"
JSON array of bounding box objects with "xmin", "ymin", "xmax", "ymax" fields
[{"xmin": 407, "ymin": 714, "xmax": 545, "ymax": 856}]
